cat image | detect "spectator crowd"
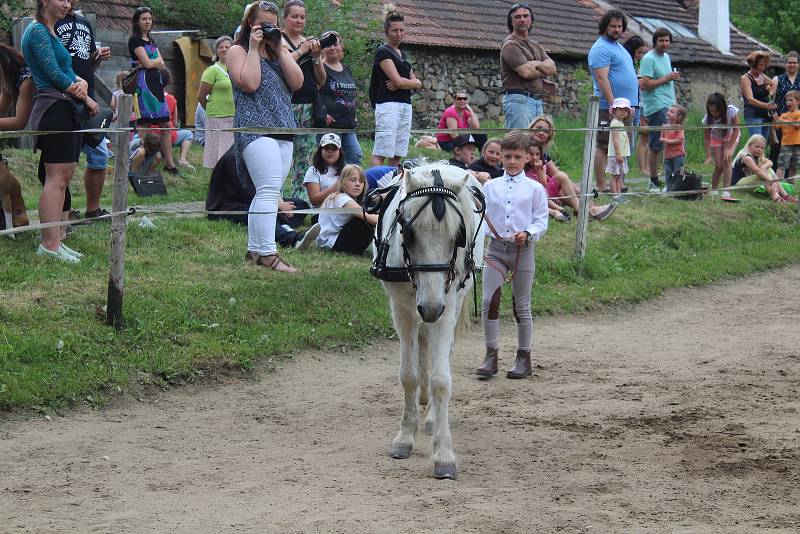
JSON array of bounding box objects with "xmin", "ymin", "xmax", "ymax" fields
[{"xmin": 2, "ymin": 0, "xmax": 797, "ymax": 269}]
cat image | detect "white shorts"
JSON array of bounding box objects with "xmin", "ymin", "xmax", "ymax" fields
[{"xmin": 373, "ymin": 101, "xmax": 412, "ymax": 158}]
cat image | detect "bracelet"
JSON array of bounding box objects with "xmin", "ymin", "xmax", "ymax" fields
[{"xmin": 312, "ymin": 58, "xmax": 320, "ymax": 64}]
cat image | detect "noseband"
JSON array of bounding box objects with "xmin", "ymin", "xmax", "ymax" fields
[{"xmin": 366, "ymin": 168, "xmax": 485, "ymax": 293}]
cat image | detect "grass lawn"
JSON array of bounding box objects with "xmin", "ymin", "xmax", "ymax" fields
[{"xmin": 1, "ymin": 114, "xmax": 799, "ymax": 411}]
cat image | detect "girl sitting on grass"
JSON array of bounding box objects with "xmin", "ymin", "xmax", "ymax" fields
[
  {"xmin": 525, "ymin": 143, "xmax": 571, "ymax": 222},
  {"xmin": 703, "ymin": 93, "xmax": 741, "ymax": 198},
  {"xmin": 303, "ymin": 133, "xmax": 346, "ymax": 207},
  {"xmin": 732, "ymin": 134, "xmax": 798, "ymax": 203},
  {"xmin": 317, "ymin": 164, "xmax": 377, "ymax": 254}
]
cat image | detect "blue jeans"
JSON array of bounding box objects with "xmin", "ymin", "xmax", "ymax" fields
[
  {"xmin": 503, "ymin": 93, "xmax": 543, "ymax": 129},
  {"xmin": 316, "ymin": 131, "xmax": 362, "ymax": 165},
  {"xmin": 82, "ymin": 141, "xmax": 109, "ymax": 170},
  {"xmin": 664, "ymin": 155, "xmax": 685, "ymax": 190},
  {"xmin": 745, "ymin": 116, "xmax": 771, "ymax": 139}
]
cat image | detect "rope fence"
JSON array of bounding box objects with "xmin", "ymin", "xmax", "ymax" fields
[{"xmin": 3, "ymin": 95, "xmax": 800, "ymax": 327}]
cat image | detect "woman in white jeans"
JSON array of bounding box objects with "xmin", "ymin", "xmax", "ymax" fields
[
  {"xmin": 369, "ymin": 9, "xmax": 421, "ymax": 166},
  {"xmin": 227, "ymin": 1, "xmax": 303, "ymax": 272}
]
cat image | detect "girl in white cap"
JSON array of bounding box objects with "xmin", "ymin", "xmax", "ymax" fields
[{"xmin": 606, "ymin": 97, "xmax": 633, "ymax": 199}]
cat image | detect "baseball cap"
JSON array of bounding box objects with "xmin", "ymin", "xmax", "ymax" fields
[
  {"xmin": 319, "ymin": 133, "xmax": 342, "ymax": 148},
  {"xmin": 452, "ymin": 134, "xmax": 477, "ymax": 148}
]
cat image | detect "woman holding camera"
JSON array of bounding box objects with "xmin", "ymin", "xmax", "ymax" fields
[
  {"xmin": 227, "ymin": 1, "xmax": 303, "ymax": 273},
  {"xmin": 321, "ymin": 33, "xmax": 361, "ymax": 165},
  {"xmin": 369, "ymin": 9, "xmax": 421, "ymax": 167},
  {"xmin": 281, "ymin": 0, "xmax": 326, "ymax": 200},
  {"xmin": 22, "ymin": 0, "xmax": 98, "ymax": 262},
  {"xmin": 128, "ymin": 6, "xmax": 178, "ymax": 173}
]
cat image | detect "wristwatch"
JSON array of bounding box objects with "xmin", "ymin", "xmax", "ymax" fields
[{"xmin": 312, "ymin": 58, "xmax": 321, "ymax": 64}]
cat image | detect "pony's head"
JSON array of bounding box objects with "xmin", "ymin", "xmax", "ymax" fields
[{"xmin": 400, "ymin": 162, "xmax": 477, "ymax": 322}]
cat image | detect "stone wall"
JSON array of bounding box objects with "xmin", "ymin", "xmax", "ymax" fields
[
  {"xmin": 403, "ymin": 45, "xmax": 753, "ymax": 127},
  {"xmin": 404, "ymin": 45, "xmax": 592, "ymax": 128}
]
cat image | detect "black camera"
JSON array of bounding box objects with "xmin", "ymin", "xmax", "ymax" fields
[
  {"xmin": 260, "ymin": 22, "xmax": 282, "ymax": 42},
  {"xmin": 319, "ymin": 31, "xmax": 339, "ymax": 49}
]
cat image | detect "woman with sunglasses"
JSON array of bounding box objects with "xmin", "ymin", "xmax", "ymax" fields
[
  {"xmin": 128, "ymin": 6, "xmax": 179, "ymax": 173},
  {"xmin": 22, "ymin": 0, "xmax": 99, "ymax": 262},
  {"xmin": 281, "ymin": 0, "xmax": 325, "ymax": 200},
  {"xmin": 435, "ymin": 90, "xmax": 484, "ymax": 151},
  {"xmin": 227, "ymin": 1, "xmax": 303, "ymax": 273}
]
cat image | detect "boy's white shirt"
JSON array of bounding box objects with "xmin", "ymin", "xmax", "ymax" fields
[{"xmin": 483, "ymin": 169, "xmax": 549, "ymax": 241}]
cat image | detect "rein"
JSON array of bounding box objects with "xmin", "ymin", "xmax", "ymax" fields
[{"xmin": 482, "ymin": 214, "xmax": 522, "ymax": 284}]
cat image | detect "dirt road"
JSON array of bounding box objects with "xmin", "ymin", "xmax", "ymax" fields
[{"xmin": 2, "ymin": 267, "xmax": 799, "ymax": 532}]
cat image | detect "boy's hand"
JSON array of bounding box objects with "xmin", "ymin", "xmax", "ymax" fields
[{"xmin": 513, "ymin": 231, "xmax": 529, "ymax": 246}]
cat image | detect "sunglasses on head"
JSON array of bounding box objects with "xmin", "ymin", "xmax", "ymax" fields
[{"xmin": 256, "ymin": 1, "xmax": 278, "ymax": 11}]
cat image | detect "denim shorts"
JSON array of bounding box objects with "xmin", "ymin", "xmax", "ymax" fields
[
  {"xmin": 82, "ymin": 140, "xmax": 109, "ymax": 170},
  {"xmin": 646, "ymin": 108, "xmax": 668, "ymax": 152},
  {"xmin": 173, "ymin": 129, "xmax": 193, "ymax": 146}
]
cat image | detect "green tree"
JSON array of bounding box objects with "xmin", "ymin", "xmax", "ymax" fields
[{"xmin": 730, "ymin": 0, "xmax": 800, "ymax": 53}]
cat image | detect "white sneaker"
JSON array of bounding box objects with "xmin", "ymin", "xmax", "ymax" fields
[
  {"xmin": 295, "ymin": 223, "xmax": 321, "ymax": 250},
  {"xmin": 711, "ymin": 190, "xmax": 720, "ymax": 198},
  {"xmin": 648, "ymin": 182, "xmax": 660, "ymax": 193},
  {"xmin": 721, "ymin": 191, "xmax": 732, "ymax": 199},
  {"xmin": 37, "ymin": 243, "xmax": 80, "ymax": 263},
  {"xmin": 59, "ymin": 243, "xmax": 84, "ymax": 259}
]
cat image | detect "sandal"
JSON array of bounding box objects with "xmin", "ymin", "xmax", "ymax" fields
[{"xmin": 256, "ymin": 254, "xmax": 297, "ymax": 273}]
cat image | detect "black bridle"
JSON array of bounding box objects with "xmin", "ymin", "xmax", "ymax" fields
[{"xmin": 366, "ymin": 168, "xmax": 485, "ymax": 294}]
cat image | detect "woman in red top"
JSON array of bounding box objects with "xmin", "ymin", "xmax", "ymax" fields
[{"xmin": 435, "ymin": 90, "xmax": 482, "ymax": 151}]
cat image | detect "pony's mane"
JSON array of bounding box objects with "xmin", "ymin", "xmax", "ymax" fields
[{"xmin": 402, "ymin": 163, "xmax": 477, "ymax": 248}]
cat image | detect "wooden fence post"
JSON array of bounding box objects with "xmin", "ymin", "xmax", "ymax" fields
[
  {"xmin": 575, "ymin": 95, "xmax": 600, "ymax": 264},
  {"xmin": 106, "ymin": 94, "xmax": 132, "ymax": 329}
]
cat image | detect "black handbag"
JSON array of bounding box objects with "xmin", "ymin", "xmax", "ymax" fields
[
  {"xmin": 80, "ymin": 109, "xmax": 114, "ymax": 148},
  {"xmin": 667, "ymin": 168, "xmax": 703, "ymax": 201},
  {"xmin": 122, "ymin": 66, "xmax": 141, "ymax": 94}
]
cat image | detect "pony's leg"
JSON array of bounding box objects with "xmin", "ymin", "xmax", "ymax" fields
[
  {"xmin": 428, "ymin": 311, "xmax": 457, "ymax": 479},
  {"xmin": 418, "ymin": 324, "xmax": 434, "ymax": 435},
  {"xmin": 389, "ymin": 296, "xmax": 420, "ymax": 460}
]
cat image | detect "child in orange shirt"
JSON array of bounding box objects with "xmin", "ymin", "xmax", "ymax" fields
[
  {"xmin": 773, "ymin": 90, "xmax": 800, "ymax": 182},
  {"xmin": 660, "ymin": 104, "xmax": 686, "ymax": 191}
]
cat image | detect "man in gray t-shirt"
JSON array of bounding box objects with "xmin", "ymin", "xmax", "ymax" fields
[{"xmin": 500, "ymin": 3, "xmax": 557, "ymax": 129}]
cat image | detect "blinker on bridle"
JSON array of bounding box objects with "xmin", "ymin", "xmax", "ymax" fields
[{"xmin": 367, "ymin": 168, "xmax": 485, "ymax": 293}]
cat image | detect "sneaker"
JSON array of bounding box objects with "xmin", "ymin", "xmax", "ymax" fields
[
  {"xmin": 36, "ymin": 243, "xmax": 80, "ymax": 263},
  {"xmin": 721, "ymin": 190, "xmax": 732, "ymax": 199},
  {"xmin": 612, "ymin": 194, "xmax": 626, "ymax": 203},
  {"xmin": 164, "ymin": 166, "xmax": 180, "ymax": 176},
  {"xmin": 711, "ymin": 190, "xmax": 720, "ymax": 198},
  {"xmin": 592, "ymin": 203, "xmax": 618, "ymax": 221},
  {"xmin": 648, "ymin": 181, "xmax": 661, "ymax": 193},
  {"xmin": 295, "ymin": 223, "xmax": 320, "ymax": 250},
  {"xmin": 59, "ymin": 243, "xmax": 84, "ymax": 259},
  {"xmin": 84, "ymin": 208, "xmax": 110, "ymax": 220}
]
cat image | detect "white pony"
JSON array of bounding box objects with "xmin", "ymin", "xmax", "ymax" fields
[{"xmin": 369, "ymin": 162, "xmax": 483, "ymax": 479}]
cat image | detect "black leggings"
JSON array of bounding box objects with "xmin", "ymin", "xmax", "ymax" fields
[{"xmin": 332, "ymin": 218, "xmax": 373, "ymax": 255}]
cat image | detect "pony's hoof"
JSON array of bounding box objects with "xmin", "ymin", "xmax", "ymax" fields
[
  {"xmin": 422, "ymin": 420, "xmax": 434, "ymax": 435},
  {"xmin": 389, "ymin": 444, "xmax": 413, "ymax": 459},
  {"xmin": 433, "ymin": 463, "xmax": 457, "ymax": 479}
]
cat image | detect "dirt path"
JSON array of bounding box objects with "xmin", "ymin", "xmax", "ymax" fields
[{"xmin": 2, "ymin": 267, "xmax": 800, "ymax": 532}]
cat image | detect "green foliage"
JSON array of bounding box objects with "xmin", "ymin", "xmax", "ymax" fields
[
  {"xmin": 0, "ymin": 0, "xmax": 30, "ymax": 39},
  {"xmin": 730, "ymin": 0, "xmax": 800, "ymax": 53}
]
